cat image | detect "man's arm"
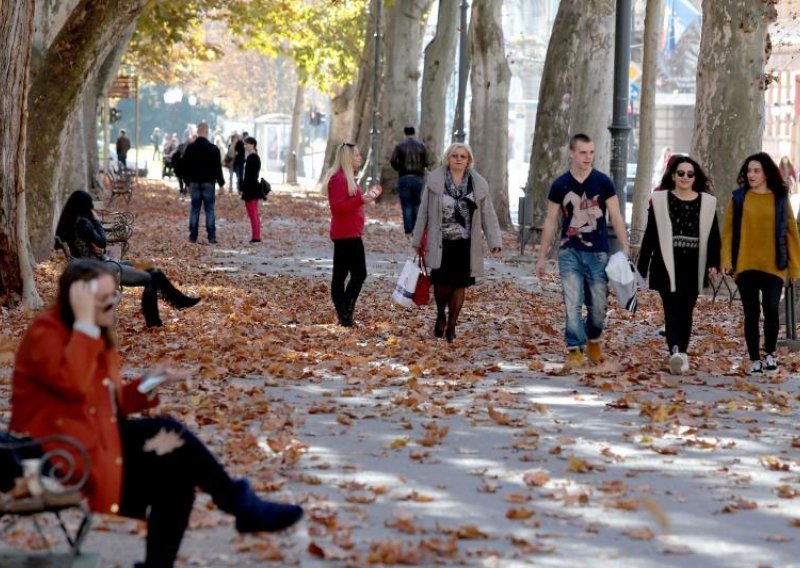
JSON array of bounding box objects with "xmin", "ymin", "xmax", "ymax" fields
[
  {"xmin": 535, "ymin": 201, "xmax": 562, "ymax": 278},
  {"xmin": 605, "ymin": 195, "xmax": 629, "ymax": 256}
]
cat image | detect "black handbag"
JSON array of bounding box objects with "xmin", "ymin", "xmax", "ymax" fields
[{"xmin": 259, "ymin": 178, "xmax": 272, "ymax": 200}]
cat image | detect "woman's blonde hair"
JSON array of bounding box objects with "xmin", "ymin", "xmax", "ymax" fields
[
  {"xmin": 322, "ymin": 143, "xmax": 359, "ymax": 196},
  {"xmin": 442, "ymin": 143, "xmax": 474, "ymax": 168}
]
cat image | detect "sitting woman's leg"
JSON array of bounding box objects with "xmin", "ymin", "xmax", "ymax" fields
[{"xmin": 110, "ymin": 263, "xmax": 162, "ymax": 327}]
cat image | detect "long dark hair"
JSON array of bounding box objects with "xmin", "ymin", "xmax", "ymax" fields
[
  {"xmin": 57, "ymin": 259, "xmax": 116, "ymax": 346},
  {"xmin": 55, "ymin": 190, "xmax": 94, "ymax": 247},
  {"xmin": 736, "ymin": 152, "xmax": 788, "ymax": 197},
  {"xmin": 658, "ymin": 156, "xmax": 712, "ymax": 193}
]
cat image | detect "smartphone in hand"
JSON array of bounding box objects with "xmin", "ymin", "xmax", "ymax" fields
[{"xmin": 138, "ymin": 372, "xmax": 168, "ymax": 394}]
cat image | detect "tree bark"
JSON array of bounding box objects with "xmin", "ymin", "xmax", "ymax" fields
[
  {"xmin": 468, "ymin": 0, "xmax": 512, "ymax": 229},
  {"xmin": 351, "ymin": 0, "xmax": 380, "ymax": 161},
  {"xmin": 0, "ymin": 0, "xmax": 42, "ymax": 308},
  {"xmin": 420, "ymin": 0, "xmax": 459, "ymax": 164},
  {"xmin": 378, "ymin": 0, "xmax": 434, "ymax": 194},
  {"xmin": 631, "ymin": 0, "xmax": 664, "ymax": 243},
  {"xmin": 321, "ymin": 83, "xmax": 356, "ymax": 180},
  {"xmin": 692, "ymin": 0, "xmax": 778, "ymax": 214},
  {"xmin": 286, "ymin": 82, "xmax": 305, "ymax": 185},
  {"xmin": 26, "ymin": 0, "xmax": 150, "ymax": 261}
]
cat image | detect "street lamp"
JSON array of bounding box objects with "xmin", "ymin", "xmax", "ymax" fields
[
  {"xmin": 608, "ymin": 0, "xmax": 633, "ymax": 227},
  {"xmin": 369, "ymin": 0, "xmax": 382, "ymax": 188},
  {"xmin": 452, "ymin": 0, "xmax": 469, "ymax": 143}
]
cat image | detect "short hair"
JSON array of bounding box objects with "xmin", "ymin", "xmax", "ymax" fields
[
  {"xmin": 120, "ymin": 129, "xmax": 126, "ymax": 135},
  {"xmin": 404, "ymin": 126, "xmax": 415, "ymax": 136},
  {"xmin": 569, "ymin": 133, "xmax": 592, "ymax": 150},
  {"xmin": 197, "ymin": 121, "xmax": 209, "ymax": 135},
  {"xmin": 441, "ymin": 143, "xmax": 474, "ymax": 168},
  {"xmin": 244, "ymin": 136, "xmax": 257, "ymax": 149}
]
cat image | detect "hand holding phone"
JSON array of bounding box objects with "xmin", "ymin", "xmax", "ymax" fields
[{"xmin": 137, "ymin": 364, "xmax": 190, "ymax": 394}]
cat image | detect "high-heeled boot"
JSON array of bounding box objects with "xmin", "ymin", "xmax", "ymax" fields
[
  {"xmin": 226, "ymin": 479, "xmax": 303, "ymax": 533},
  {"xmin": 150, "ymin": 269, "xmax": 201, "ymax": 310},
  {"xmin": 141, "ymin": 286, "xmax": 163, "ymax": 327}
]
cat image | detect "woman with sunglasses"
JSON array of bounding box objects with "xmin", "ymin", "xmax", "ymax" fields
[
  {"xmin": 55, "ymin": 190, "xmax": 200, "ymax": 327},
  {"xmin": 412, "ymin": 143, "xmax": 502, "ymax": 342},
  {"xmin": 637, "ymin": 156, "xmax": 721, "ymax": 374},
  {"xmin": 10, "ymin": 260, "xmax": 303, "ymax": 567},
  {"xmin": 321, "ymin": 143, "xmax": 381, "ymax": 326},
  {"xmin": 721, "ymin": 152, "xmax": 800, "ymax": 374}
]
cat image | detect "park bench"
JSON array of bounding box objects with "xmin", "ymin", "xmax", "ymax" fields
[
  {"xmin": 0, "ymin": 433, "xmax": 92, "ymax": 556},
  {"xmin": 97, "ymin": 167, "xmax": 134, "ymax": 205}
]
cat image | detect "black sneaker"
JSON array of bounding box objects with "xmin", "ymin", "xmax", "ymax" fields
[
  {"xmin": 765, "ymin": 353, "xmax": 778, "ymax": 372},
  {"xmin": 749, "ymin": 360, "xmax": 764, "ymax": 374}
]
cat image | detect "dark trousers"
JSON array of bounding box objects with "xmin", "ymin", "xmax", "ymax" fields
[
  {"xmin": 189, "ymin": 182, "xmax": 217, "ymax": 242},
  {"xmin": 331, "ymin": 237, "xmax": 367, "ymax": 311},
  {"xmin": 658, "ymin": 289, "xmax": 698, "ymax": 353},
  {"xmin": 397, "ymin": 175, "xmax": 423, "ymax": 234},
  {"xmin": 736, "ymin": 270, "xmax": 784, "ymax": 360},
  {"xmin": 119, "ymin": 417, "xmax": 236, "ymax": 568}
]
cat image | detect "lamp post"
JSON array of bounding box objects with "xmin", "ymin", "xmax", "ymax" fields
[
  {"xmin": 608, "ymin": 0, "xmax": 633, "ymax": 228},
  {"xmin": 452, "ymin": 0, "xmax": 469, "ymax": 143},
  {"xmin": 369, "ymin": 0, "xmax": 382, "ymax": 187}
]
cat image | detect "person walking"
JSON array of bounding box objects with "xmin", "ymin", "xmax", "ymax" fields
[
  {"xmin": 10, "ymin": 260, "xmax": 303, "ymax": 568},
  {"xmin": 535, "ymin": 133, "xmax": 629, "ymax": 369},
  {"xmin": 116, "ymin": 129, "xmax": 131, "ymax": 171},
  {"xmin": 150, "ymin": 127, "xmax": 162, "ymax": 161},
  {"xmin": 225, "ymin": 133, "xmax": 239, "ymax": 192},
  {"xmin": 56, "ymin": 191, "xmax": 201, "ymax": 328},
  {"xmin": 240, "ymin": 136, "xmax": 264, "ymax": 243},
  {"xmin": 181, "ymin": 122, "xmax": 226, "ymax": 244},
  {"xmin": 323, "ymin": 143, "xmax": 381, "ymax": 327},
  {"xmin": 637, "ymin": 156, "xmax": 721, "ymax": 374},
  {"xmin": 234, "ymin": 131, "xmax": 248, "ymax": 193},
  {"xmin": 779, "ymin": 156, "xmax": 797, "ymax": 194},
  {"xmin": 721, "ymin": 152, "xmax": 800, "ymax": 374},
  {"xmin": 390, "ymin": 126, "xmax": 430, "ymax": 237},
  {"xmin": 411, "ymin": 142, "xmax": 502, "ymax": 342}
]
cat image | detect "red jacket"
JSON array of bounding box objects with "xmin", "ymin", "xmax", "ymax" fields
[
  {"xmin": 327, "ymin": 169, "xmax": 365, "ymax": 239},
  {"xmin": 10, "ymin": 306, "xmax": 156, "ymax": 514}
]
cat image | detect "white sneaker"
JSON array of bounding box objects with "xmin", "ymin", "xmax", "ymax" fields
[
  {"xmin": 680, "ymin": 353, "xmax": 689, "ymax": 374},
  {"xmin": 749, "ymin": 360, "xmax": 764, "ymax": 374},
  {"xmin": 669, "ymin": 346, "xmax": 683, "ymax": 375},
  {"xmin": 765, "ymin": 353, "xmax": 778, "ymax": 372}
]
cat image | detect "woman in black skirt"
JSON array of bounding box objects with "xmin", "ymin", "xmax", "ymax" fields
[{"xmin": 412, "ymin": 143, "xmax": 502, "ymax": 342}]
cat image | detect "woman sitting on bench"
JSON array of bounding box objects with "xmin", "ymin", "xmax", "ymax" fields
[
  {"xmin": 55, "ymin": 190, "xmax": 200, "ymax": 327},
  {"xmin": 10, "ymin": 260, "xmax": 303, "ymax": 567}
]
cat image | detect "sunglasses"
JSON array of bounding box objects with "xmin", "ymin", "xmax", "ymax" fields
[
  {"xmin": 97, "ymin": 291, "xmax": 123, "ymax": 313},
  {"xmin": 340, "ymin": 143, "xmax": 356, "ymax": 149},
  {"xmin": 675, "ymin": 170, "xmax": 695, "ymax": 178}
]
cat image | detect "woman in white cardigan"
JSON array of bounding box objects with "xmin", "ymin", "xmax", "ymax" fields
[{"xmin": 637, "ymin": 156, "xmax": 721, "ymax": 374}]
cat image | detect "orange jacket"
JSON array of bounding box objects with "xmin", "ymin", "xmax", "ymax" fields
[{"xmin": 10, "ymin": 306, "xmax": 157, "ymax": 514}]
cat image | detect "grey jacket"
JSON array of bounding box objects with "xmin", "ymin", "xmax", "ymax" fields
[{"xmin": 411, "ymin": 166, "xmax": 502, "ymax": 277}]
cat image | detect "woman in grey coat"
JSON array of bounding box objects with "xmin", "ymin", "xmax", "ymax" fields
[{"xmin": 412, "ymin": 143, "xmax": 502, "ymax": 342}]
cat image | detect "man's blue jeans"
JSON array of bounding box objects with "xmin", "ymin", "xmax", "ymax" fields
[
  {"xmin": 397, "ymin": 175, "xmax": 423, "ymax": 234},
  {"xmin": 189, "ymin": 182, "xmax": 216, "ymax": 242},
  {"xmin": 558, "ymin": 248, "xmax": 609, "ymax": 349}
]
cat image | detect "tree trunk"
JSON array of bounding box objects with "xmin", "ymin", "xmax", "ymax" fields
[
  {"xmin": 692, "ymin": 0, "xmax": 778, "ymax": 214},
  {"xmin": 468, "ymin": 0, "xmax": 511, "ymax": 229},
  {"xmin": 0, "ymin": 0, "xmax": 42, "ymax": 308},
  {"xmin": 321, "ymin": 83, "xmax": 356, "ymax": 181},
  {"xmin": 351, "ymin": 0, "xmax": 380, "ymax": 161},
  {"xmin": 378, "ymin": 0, "xmax": 434, "ymax": 194},
  {"xmin": 26, "ymin": 0, "xmax": 150, "ymax": 261},
  {"xmin": 420, "ymin": 0, "xmax": 459, "ymax": 164},
  {"xmin": 286, "ymin": 82, "xmax": 305, "ymax": 185},
  {"xmin": 631, "ymin": 0, "xmax": 664, "ymax": 243}
]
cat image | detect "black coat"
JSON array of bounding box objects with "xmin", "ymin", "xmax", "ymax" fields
[
  {"xmin": 181, "ymin": 137, "xmax": 225, "ymax": 186},
  {"xmin": 241, "ymin": 153, "xmax": 262, "ymax": 201}
]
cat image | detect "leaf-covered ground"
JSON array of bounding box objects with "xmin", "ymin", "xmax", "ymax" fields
[{"xmin": 1, "ymin": 179, "xmax": 800, "ymax": 567}]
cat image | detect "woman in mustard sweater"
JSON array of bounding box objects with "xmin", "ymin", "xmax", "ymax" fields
[{"xmin": 722, "ymin": 152, "xmax": 800, "ymax": 373}]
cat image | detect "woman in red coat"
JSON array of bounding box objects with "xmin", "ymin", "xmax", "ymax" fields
[
  {"xmin": 322, "ymin": 143, "xmax": 380, "ymax": 326},
  {"xmin": 10, "ymin": 260, "xmax": 302, "ymax": 567}
]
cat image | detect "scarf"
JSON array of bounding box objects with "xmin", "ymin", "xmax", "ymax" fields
[{"xmin": 444, "ymin": 169, "xmax": 477, "ymax": 228}]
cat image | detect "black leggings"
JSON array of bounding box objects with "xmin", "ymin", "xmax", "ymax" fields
[
  {"xmin": 118, "ymin": 417, "xmax": 236, "ymax": 568},
  {"xmin": 331, "ymin": 237, "xmax": 367, "ymax": 311},
  {"xmin": 736, "ymin": 270, "xmax": 784, "ymax": 361},
  {"xmin": 659, "ymin": 289, "xmax": 698, "ymax": 353}
]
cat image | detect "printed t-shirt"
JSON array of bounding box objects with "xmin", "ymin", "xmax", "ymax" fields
[{"xmin": 547, "ymin": 169, "xmax": 617, "ymax": 252}]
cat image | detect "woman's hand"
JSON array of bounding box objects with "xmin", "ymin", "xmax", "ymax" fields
[
  {"xmin": 721, "ymin": 266, "xmax": 733, "ymax": 277},
  {"xmin": 69, "ymin": 280, "xmax": 96, "ymax": 325},
  {"xmin": 708, "ymin": 267, "xmax": 718, "ymax": 279}
]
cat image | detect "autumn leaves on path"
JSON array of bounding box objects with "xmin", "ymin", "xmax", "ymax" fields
[{"xmin": 2, "ymin": 181, "xmax": 800, "ymax": 566}]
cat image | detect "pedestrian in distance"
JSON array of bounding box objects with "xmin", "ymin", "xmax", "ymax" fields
[
  {"xmin": 535, "ymin": 133, "xmax": 630, "ymax": 370},
  {"xmin": 234, "ymin": 131, "xmax": 248, "ymax": 193},
  {"xmin": 390, "ymin": 125, "xmax": 430, "ymax": 237},
  {"xmin": 9, "ymin": 260, "xmax": 303, "ymax": 568},
  {"xmin": 225, "ymin": 132, "xmax": 239, "ymax": 192},
  {"xmin": 240, "ymin": 136, "xmax": 264, "ymax": 243},
  {"xmin": 779, "ymin": 155, "xmax": 797, "ymax": 194},
  {"xmin": 56, "ymin": 191, "xmax": 201, "ymax": 328},
  {"xmin": 150, "ymin": 127, "xmax": 162, "ymax": 161},
  {"xmin": 116, "ymin": 129, "xmax": 131, "ymax": 171},
  {"xmin": 721, "ymin": 152, "xmax": 800, "ymax": 374},
  {"xmin": 181, "ymin": 121, "xmax": 226, "ymax": 244},
  {"xmin": 411, "ymin": 142, "xmax": 502, "ymax": 342},
  {"xmin": 637, "ymin": 156, "xmax": 721, "ymax": 375},
  {"xmin": 322, "ymin": 143, "xmax": 382, "ymax": 327}
]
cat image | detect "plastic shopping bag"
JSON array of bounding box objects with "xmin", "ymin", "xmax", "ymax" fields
[
  {"xmin": 392, "ymin": 259, "xmax": 421, "ymax": 308},
  {"xmin": 605, "ymin": 250, "xmax": 638, "ymax": 313}
]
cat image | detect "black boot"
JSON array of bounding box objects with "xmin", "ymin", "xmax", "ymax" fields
[
  {"xmin": 141, "ymin": 286, "xmax": 163, "ymax": 327},
  {"xmin": 434, "ymin": 311, "xmax": 446, "ymax": 338},
  {"xmin": 227, "ymin": 479, "xmax": 303, "ymax": 533},
  {"xmin": 340, "ymin": 298, "xmax": 355, "ymax": 327},
  {"xmin": 151, "ymin": 270, "xmax": 201, "ymax": 310}
]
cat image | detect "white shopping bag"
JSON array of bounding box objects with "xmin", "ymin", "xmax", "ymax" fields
[
  {"xmin": 392, "ymin": 259, "xmax": 421, "ymax": 308},
  {"xmin": 605, "ymin": 251, "xmax": 638, "ymax": 313}
]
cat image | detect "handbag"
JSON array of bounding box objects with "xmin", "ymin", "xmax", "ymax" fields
[
  {"xmin": 413, "ymin": 255, "xmax": 430, "ymax": 306},
  {"xmin": 259, "ymin": 177, "xmax": 272, "ymax": 200},
  {"xmin": 392, "ymin": 259, "xmax": 422, "ymax": 308}
]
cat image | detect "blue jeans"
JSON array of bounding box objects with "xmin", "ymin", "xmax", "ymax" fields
[
  {"xmin": 189, "ymin": 182, "xmax": 217, "ymax": 242},
  {"xmin": 558, "ymin": 248, "xmax": 609, "ymax": 349},
  {"xmin": 397, "ymin": 175, "xmax": 423, "ymax": 234}
]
